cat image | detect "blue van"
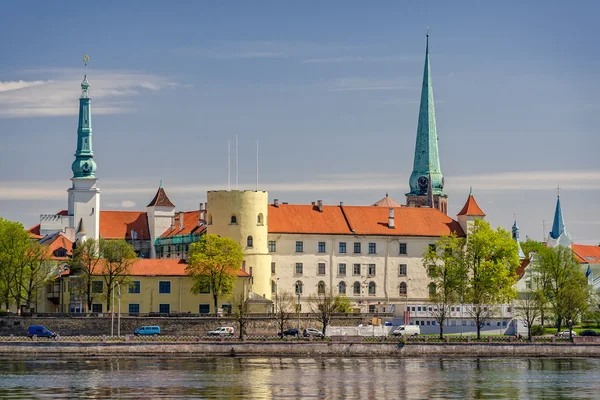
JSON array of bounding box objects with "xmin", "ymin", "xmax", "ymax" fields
[
  {"xmin": 134, "ymin": 326, "xmax": 161, "ymax": 336},
  {"xmin": 27, "ymin": 325, "xmax": 57, "ymax": 338}
]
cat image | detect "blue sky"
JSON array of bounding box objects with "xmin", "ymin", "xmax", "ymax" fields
[{"xmin": 1, "ymin": 1, "xmax": 599, "ymax": 244}]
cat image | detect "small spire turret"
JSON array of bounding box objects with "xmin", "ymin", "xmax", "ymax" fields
[{"xmin": 71, "ymin": 55, "xmax": 96, "ymax": 179}]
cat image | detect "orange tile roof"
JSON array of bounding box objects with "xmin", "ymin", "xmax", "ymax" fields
[
  {"xmin": 100, "ymin": 211, "xmax": 150, "ymax": 240},
  {"xmin": 457, "ymin": 195, "xmax": 486, "ymax": 217},
  {"xmin": 147, "ymin": 187, "xmax": 175, "ymax": 208},
  {"xmin": 573, "ymin": 244, "xmax": 600, "ymax": 264},
  {"xmin": 90, "ymin": 258, "xmax": 250, "ymax": 277},
  {"xmin": 516, "ymin": 258, "xmax": 531, "ymax": 279},
  {"xmin": 268, "ymin": 204, "xmax": 465, "ymax": 237},
  {"xmin": 27, "ymin": 224, "xmax": 43, "ymax": 239},
  {"xmin": 160, "ymin": 210, "xmax": 206, "ymax": 238}
]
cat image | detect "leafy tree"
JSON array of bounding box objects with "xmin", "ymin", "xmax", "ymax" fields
[
  {"xmin": 423, "ymin": 234, "xmax": 465, "ymax": 339},
  {"xmin": 462, "ymin": 220, "xmax": 520, "ymax": 339},
  {"xmin": 0, "ymin": 218, "xmax": 30, "ymax": 311},
  {"xmin": 17, "ymin": 242, "xmax": 54, "ymax": 312},
  {"xmin": 516, "ymin": 290, "xmax": 543, "ymax": 338},
  {"xmin": 274, "ymin": 290, "xmax": 297, "ymax": 336},
  {"xmin": 535, "ymin": 246, "xmax": 590, "ymax": 332},
  {"xmin": 520, "ymin": 238, "xmax": 545, "ymax": 259},
  {"xmin": 187, "ymin": 234, "xmax": 243, "ymax": 315},
  {"xmin": 230, "ymin": 292, "xmax": 251, "ymax": 339},
  {"xmin": 308, "ymin": 285, "xmax": 351, "ymax": 336},
  {"xmin": 70, "ymin": 238, "xmax": 103, "ymax": 312},
  {"xmin": 99, "ymin": 239, "xmax": 137, "ymax": 312}
]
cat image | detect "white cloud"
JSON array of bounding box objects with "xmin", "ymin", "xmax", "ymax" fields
[
  {"xmin": 0, "ymin": 69, "xmax": 175, "ymax": 118},
  {"xmin": 120, "ymin": 200, "xmax": 136, "ymax": 208}
]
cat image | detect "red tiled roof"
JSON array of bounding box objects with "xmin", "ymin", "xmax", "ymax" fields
[
  {"xmin": 90, "ymin": 258, "xmax": 250, "ymax": 277},
  {"xmin": 516, "ymin": 258, "xmax": 531, "ymax": 279},
  {"xmin": 147, "ymin": 187, "xmax": 175, "ymax": 208},
  {"xmin": 100, "ymin": 211, "xmax": 150, "ymax": 240},
  {"xmin": 457, "ymin": 195, "xmax": 486, "ymax": 217},
  {"xmin": 573, "ymin": 244, "xmax": 600, "ymax": 264},
  {"xmin": 268, "ymin": 204, "xmax": 465, "ymax": 237},
  {"xmin": 160, "ymin": 210, "xmax": 206, "ymax": 238},
  {"xmin": 46, "ymin": 234, "xmax": 73, "ymax": 257},
  {"xmin": 27, "ymin": 224, "xmax": 43, "ymax": 239}
]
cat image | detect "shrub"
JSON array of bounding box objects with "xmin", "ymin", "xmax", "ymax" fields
[{"xmin": 530, "ymin": 325, "xmax": 545, "ymax": 336}]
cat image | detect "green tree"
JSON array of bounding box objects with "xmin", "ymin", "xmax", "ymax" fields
[
  {"xmin": 462, "ymin": 220, "xmax": 520, "ymax": 339},
  {"xmin": 308, "ymin": 284, "xmax": 351, "ymax": 336},
  {"xmin": 230, "ymin": 292, "xmax": 251, "ymax": 339},
  {"xmin": 70, "ymin": 238, "xmax": 103, "ymax": 312},
  {"xmin": 99, "ymin": 239, "xmax": 137, "ymax": 312},
  {"xmin": 274, "ymin": 290, "xmax": 296, "ymax": 336},
  {"xmin": 516, "ymin": 290, "xmax": 543, "ymax": 338},
  {"xmin": 423, "ymin": 234, "xmax": 465, "ymax": 339},
  {"xmin": 186, "ymin": 234, "xmax": 243, "ymax": 315},
  {"xmin": 520, "ymin": 238, "xmax": 545, "ymax": 259},
  {"xmin": 535, "ymin": 246, "xmax": 590, "ymax": 332},
  {"xmin": 17, "ymin": 242, "xmax": 54, "ymax": 312},
  {"xmin": 0, "ymin": 218, "xmax": 30, "ymax": 311}
]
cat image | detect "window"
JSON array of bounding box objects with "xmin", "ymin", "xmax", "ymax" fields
[
  {"xmin": 295, "ymin": 263, "xmax": 303, "ymax": 275},
  {"xmin": 368, "ymin": 282, "xmax": 376, "ymax": 295},
  {"xmin": 339, "ymin": 242, "xmax": 346, "ymax": 253},
  {"xmin": 318, "ymin": 263, "xmax": 326, "ymax": 275},
  {"xmin": 247, "ymin": 236, "xmax": 253, "ymax": 248},
  {"xmin": 296, "ymin": 241, "xmax": 303, "ymax": 253},
  {"xmin": 295, "ymin": 281, "xmax": 303, "ymax": 294},
  {"xmin": 199, "ymin": 304, "xmax": 210, "ymax": 314},
  {"xmin": 399, "ymin": 282, "xmax": 407, "ymax": 295},
  {"xmin": 272, "ymin": 280, "xmax": 276, "ymax": 293},
  {"xmin": 354, "ymin": 242, "xmax": 361, "ymax": 254},
  {"xmin": 418, "ymin": 306, "xmax": 422, "ymax": 311},
  {"xmin": 456, "ymin": 307, "xmax": 461, "ymax": 312},
  {"xmin": 128, "ymin": 304, "xmax": 140, "ymax": 314},
  {"xmin": 268, "ymin": 240, "xmax": 277, "ymax": 252},
  {"xmin": 429, "ymin": 283, "xmax": 436, "ymax": 296},
  {"xmin": 353, "ymin": 264, "xmax": 361, "ymax": 276},
  {"xmin": 353, "ymin": 282, "xmax": 361, "ymax": 295},
  {"xmin": 208, "ymin": 215, "xmax": 212, "ymax": 225},
  {"xmin": 526, "ymin": 280, "xmax": 532, "ymax": 290},
  {"xmin": 451, "ymin": 307, "xmax": 455, "ymax": 312},
  {"xmin": 129, "ymin": 281, "xmax": 140, "ymax": 294},
  {"xmin": 339, "ymin": 281, "xmax": 346, "ymax": 294},
  {"xmin": 271, "ymin": 262, "xmax": 276, "ymax": 274},
  {"xmin": 92, "ymin": 304, "xmax": 102, "ymax": 313},
  {"xmin": 230, "ymin": 215, "xmax": 237, "ymax": 224},
  {"xmin": 318, "ymin": 281, "xmax": 325, "ymax": 294},
  {"xmin": 429, "ymin": 244, "xmax": 436, "ymax": 252},
  {"xmin": 368, "ymin": 264, "xmax": 376, "ymax": 276},
  {"xmin": 159, "ymin": 281, "xmax": 171, "ymax": 294},
  {"xmin": 399, "ymin": 264, "xmax": 407, "ymax": 276},
  {"xmin": 198, "ymin": 283, "xmax": 210, "ymax": 294},
  {"xmin": 369, "ymin": 305, "xmax": 376, "ymax": 313},
  {"xmin": 257, "ymin": 213, "xmax": 263, "ymax": 225},
  {"xmin": 159, "ymin": 304, "xmax": 170, "ymax": 314},
  {"xmin": 318, "ymin": 242, "xmax": 326, "ymax": 253},
  {"xmin": 399, "ymin": 243, "xmax": 407, "ymax": 255},
  {"xmin": 92, "ymin": 281, "xmax": 103, "ymax": 294},
  {"xmin": 428, "ymin": 265, "xmax": 436, "ymax": 277},
  {"xmin": 368, "ymin": 243, "xmax": 376, "ymax": 254},
  {"xmin": 338, "ymin": 263, "xmax": 347, "ymax": 276}
]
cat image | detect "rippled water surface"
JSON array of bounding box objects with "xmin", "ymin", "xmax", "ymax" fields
[{"xmin": 0, "ymin": 356, "xmax": 599, "ymax": 399}]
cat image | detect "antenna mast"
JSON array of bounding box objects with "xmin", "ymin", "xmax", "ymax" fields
[
  {"xmin": 235, "ymin": 135, "xmax": 239, "ymax": 190},
  {"xmin": 228, "ymin": 140, "xmax": 231, "ymax": 191},
  {"xmin": 256, "ymin": 140, "xmax": 259, "ymax": 191}
]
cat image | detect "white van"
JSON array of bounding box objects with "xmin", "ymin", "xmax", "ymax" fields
[{"xmin": 391, "ymin": 325, "xmax": 420, "ymax": 336}]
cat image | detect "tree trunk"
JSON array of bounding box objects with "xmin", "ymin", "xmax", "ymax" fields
[
  {"xmin": 213, "ymin": 293, "xmax": 218, "ymax": 316},
  {"xmin": 476, "ymin": 319, "xmax": 482, "ymax": 339},
  {"xmin": 439, "ymin": 321, "xmax": 444, "ymax": 340}
]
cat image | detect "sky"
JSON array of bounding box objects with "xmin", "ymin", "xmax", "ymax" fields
[{"xmin": 0, "ymin": 1, "xmax": 598, "ymax": 245}]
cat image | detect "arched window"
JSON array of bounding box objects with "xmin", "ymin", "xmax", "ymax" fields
[
  {"xmin": 318, "ymin": 281, "xmax": 325, "ymax": 294},
  {"xmin": 353, "ymin": 282, "xmax": 361, "ymax": 295},
  {"xmin": 257, "ymin": 213, "xmax": 264, "ymax": 225},
  {"xmin": 338, "ymin": 281, "xmax": 346, "ymax": 295},
  {"xmin": 429, "ymin": 282, "xmax": 436, "ymax": 296},
  {"xmin": 368, "ymin": 282, "xmax": 376, "ymax": 295},
  {"xmin": 230, "ymin": 215, "xmax": 237, "ymax": 224},
  {"xmin": 399, "ymin": 282, "xmax": 407, "ymax": 296},
  {"xmin": 247, "ymin": 236, "xmax": 253, "ymax": 248},
  {"xmin": 295, "ymin": 281, "xmax": 303, "ymax": 294}
]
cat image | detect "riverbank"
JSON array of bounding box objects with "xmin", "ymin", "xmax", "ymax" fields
[{"xmin": 2, "ymin": 340, "xmax": 600, "ymax": 357}]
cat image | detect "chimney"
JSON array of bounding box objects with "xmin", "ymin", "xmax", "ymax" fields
[
  {"xmin": 388, "ymin": 208, "xmax": 395, "ymax": 229},
  {"xmin": 274, "ymin": 199, "xmax": 279, "ymax": 207},
  {"xmin": 170, "ymin": 216, "xmax": 175, "ymax": 231},
  {"xmin": 178, "ymin": 211, "xmax": 184, "ymax": 230},
  {"xmin": 311, "ymin": 201, "xmax": 316, "ymax": 206},
  {"xmin": 340, "ymin": 202, "xmax": 344, "ymax": 206},
  {"xmin": 317, "ymin": 200, "xmax": 323, "ymax": 212},
  {"xmin": 198, "ymin": 203, "xmax": 204, "ymax": 226}
]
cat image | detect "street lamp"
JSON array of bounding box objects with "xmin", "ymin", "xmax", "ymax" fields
[
  {"xmin": 296, "ymin": 283, "xmax": 301, "ymax": 333},
  {"xmin": 274, "ymin": 278, "xmax": 279, "ymax": 334}
]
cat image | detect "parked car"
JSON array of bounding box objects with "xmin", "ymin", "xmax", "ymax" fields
[
  {"xmin": 278, "ymin": 329, "xmax": 299, "ymax": 337},
  {"xmin": 207, "ymin": 327, "xmax": 235, "ymax": 337},
  {"xmin": 555, "ymin": 330, "xmax": 577, "ymax": 338},
  {"xmin": 579, "ymin": 330, "xmax": 600, "ymax": 337},
  {"xmin": 391, "ymin": 325, "xmax": 421, "ymax": 337},
  {"xmin": 134, "ymin": 326, "xmax": 161, "ymax": 336},
  {"xmin": 303, "ymin": 328, "xmax": 324, "ymax": 338},
  {"xmin": 27, "ymin": 325, "xmax": 56, "ymax": 339}
]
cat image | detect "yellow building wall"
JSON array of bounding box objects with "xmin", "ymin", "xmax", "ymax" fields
[{"xmin": 206, "ymin": 190, "xmax": 272, "ymax": 300}]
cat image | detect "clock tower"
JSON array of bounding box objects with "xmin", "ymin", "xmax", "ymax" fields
[
  {"xmin": 406, "ymin": 33, "xmax": 448, "ymax": 214},
  {"xmin": 67, "ymin": 57, "xmax": 100, "ymax": 241}
]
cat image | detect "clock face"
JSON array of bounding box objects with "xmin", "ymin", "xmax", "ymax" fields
[
  {"xmin": 82, "ymin": 162, "xmax": 90, "ymax": 173},
  {"xmin": 418, "ymin": 176, "xmax": 429, "ymax": 190}
]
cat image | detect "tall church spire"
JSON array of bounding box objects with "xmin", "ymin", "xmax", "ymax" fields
[
  {"xmin": 71, "ymin": 55, "xmax": 96, "ymax": 179},
  {"xmin": 549, "ymin": 195, "xmax": 566, "ymax": 240},
  {"xmin": 406, "ymin": 32, "xmax": 447, "ymax": 214}
]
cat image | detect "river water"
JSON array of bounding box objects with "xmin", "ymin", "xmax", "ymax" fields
[{"xmin": 0, "ymin": 356, "xmax": 599, "ymax": 399}]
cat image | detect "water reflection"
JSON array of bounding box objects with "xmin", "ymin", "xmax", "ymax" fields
[{"xmin": 0, "ymin": 357, "xmax": 600, "ymax": 399}]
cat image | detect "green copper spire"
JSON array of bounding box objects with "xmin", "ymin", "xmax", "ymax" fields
[
  {"xmin": 407, "ymin": 33, "xmax": 445, "ymax": 197},
  {"xmin": 71, "ymin": 55, "xmax": 97, "ymax": 179}
]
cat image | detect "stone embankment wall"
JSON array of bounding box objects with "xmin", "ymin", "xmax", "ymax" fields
[
  {"xmin": 0, "ymin": 316, "xmax": 364, "ymax": 336},
  {"xmin": 1, "ymin": 341, "xmax": 600, "ymax": 357}
]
